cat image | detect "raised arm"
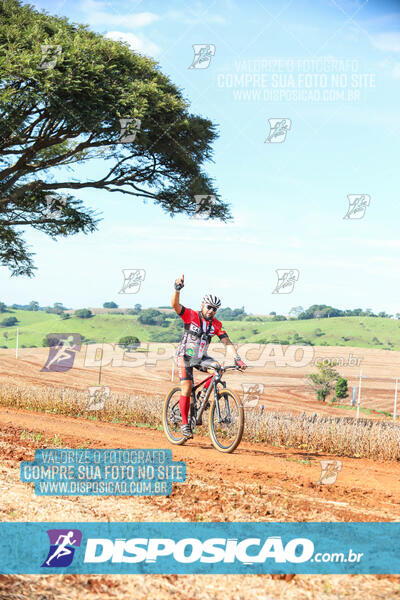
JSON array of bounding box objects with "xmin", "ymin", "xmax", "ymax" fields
[{"xmin": 171, "ymin": 273, "xmax": 184, "ymax": 314}]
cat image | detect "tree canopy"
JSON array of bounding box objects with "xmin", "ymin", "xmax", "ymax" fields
[{"xmin": 0, "ymin": 0, "xmax": 230, "ymax": 276}]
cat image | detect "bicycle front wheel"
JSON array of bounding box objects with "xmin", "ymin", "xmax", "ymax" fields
[
  {"xmin": 208, "ymin": 387, "xmax": 244, "ymax": 453},
  {"xmin": 162, "ymin": 387, "xmax": 187, "ymax": 445}
]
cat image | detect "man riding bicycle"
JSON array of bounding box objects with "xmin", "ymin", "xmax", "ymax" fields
[{"xmin": 171, "ymin": 274, "xmax": 247, "ymax": 438}]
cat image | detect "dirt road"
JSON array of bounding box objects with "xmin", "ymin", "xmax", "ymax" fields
[{"xmin": 1, "ymin": 406, "xmax": 400, "ymax": 522}]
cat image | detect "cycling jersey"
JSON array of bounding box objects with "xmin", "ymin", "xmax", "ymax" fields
[{"xmin": 176, "ymin": 306, "xmax": 228, "ymax": 360}]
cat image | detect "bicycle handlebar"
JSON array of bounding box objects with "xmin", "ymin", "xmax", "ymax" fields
[{"xmin": 214, "ymin": 364, "xmax": 244, "ymax": 373}]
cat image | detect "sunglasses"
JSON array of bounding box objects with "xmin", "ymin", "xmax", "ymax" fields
[{"xmin": 206, "ymin": 305, "xmax": 218, "ymax": 312}]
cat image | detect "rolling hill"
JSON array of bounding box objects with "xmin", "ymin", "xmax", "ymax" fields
[{"xmin": 0, "ymin": 310, "xmax": 400, "ymax": 351}]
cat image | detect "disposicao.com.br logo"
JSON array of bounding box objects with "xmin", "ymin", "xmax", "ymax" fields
[
  {"xmin": 0, "ymin": 522, "xmax": 383, "ymax": 574},
  {"xmin": 83, "ymin": 535, "xmax": 313, "ymax": 564}
]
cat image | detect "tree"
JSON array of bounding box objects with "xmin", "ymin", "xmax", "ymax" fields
[
  {"xmin": 74, "ymin": 308, "xmax": 92, "ymax": 319},
  {"xmin": 0, "ymin": 302, "xmax": 7, "ymax": 313},
  {"xmin": 28, "ymin": 300, "xmax": 39, "ymax": 311},
  {"xmin": 0, "ymin": 0, "xmax": 230, "ymax": 277},
  {"xmin": 118, "ymin": 335, "xmax": 140, "ymax": 350},
  {"xmin": 103, "ymin": 302, "xmax": 118, "ymax": 309},
  {"xmin": 0, "ymin": 316, "xmax": 18, "ymax": 326},
  {"xmin": 289, "ymin": 306, "xmax": 304, "ymax": 318},
  {"xmin": 137, "ymin": 308, "xmax": 168, "ymax": 326},
  {"xmin": 335, "ymin": 377, "xmax": 349, "ymax": 399},
  {"xmin": 42, "ymin": 333, "xmax": 62, "ymax": 346},
  {"xmin": 53, "ymin": 302, "xmax": 66, "ymax": 311},
  {"xmin": 45, "ymin": 302, "xmax": 64, "ymax": 314},
  {"xmin": 134, "ymin": 304, "xmax": 142, "ymax": 311},
  {"xmin": 307, "ymin": 362, "xmax": 340, "ymax": 402}
]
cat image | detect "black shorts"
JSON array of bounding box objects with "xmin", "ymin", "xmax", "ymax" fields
[{"xmin": 176, "ymin": 355, "xmax": 218, "ymax": 382}]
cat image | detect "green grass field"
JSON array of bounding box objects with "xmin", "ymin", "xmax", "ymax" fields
[{"xmin": 1, "ymin": 310, "xmax": 400, "ymax": 351}]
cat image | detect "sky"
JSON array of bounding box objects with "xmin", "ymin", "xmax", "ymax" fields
[{"xmin": 2, "ymin": 0, "xmax": 400, "ymax": 314}]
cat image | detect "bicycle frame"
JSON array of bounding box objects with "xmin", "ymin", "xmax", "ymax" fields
[{"xmin": 190, "ymin": 366, "xmax": 235, "ymax": 426}]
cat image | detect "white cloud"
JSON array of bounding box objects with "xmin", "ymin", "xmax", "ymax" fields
[
  {"xmin": 371, "ymin": 32, "xmax": 400, "ymax": 53},
  {"xmin": 105, "ymin": 31, "xmax": 160, "ymax": 57},
  {"xmin": 82, "ymin": 0, "xmax": 160, "ymax": 28}
]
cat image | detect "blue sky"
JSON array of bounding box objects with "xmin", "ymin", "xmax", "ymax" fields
[{"xmin": 2, "ymin": 0, "xmax": 400, "ymax": 314}]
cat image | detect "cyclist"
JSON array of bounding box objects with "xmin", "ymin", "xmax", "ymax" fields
[{"xmin": 171, "ymin": 273, "xmax": 247, "ymax": 438}]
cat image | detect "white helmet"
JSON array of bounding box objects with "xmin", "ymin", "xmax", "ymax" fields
[{"xmin": 202, "ymin": 294, "xmax": 221, "ymax": 309}]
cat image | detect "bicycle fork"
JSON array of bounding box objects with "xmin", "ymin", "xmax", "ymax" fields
[{"xmin": 211, "ymin": 379, "xmax": 232, "ymax": 425}]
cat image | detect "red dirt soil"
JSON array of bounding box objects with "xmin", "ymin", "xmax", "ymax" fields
[
  {"xmin": 1, "ymin": 347, "xmax": 400, "ymax": 598},
  {"xmin": 1, "ymin": 405, "xmax": 400, "ymax": 522}
]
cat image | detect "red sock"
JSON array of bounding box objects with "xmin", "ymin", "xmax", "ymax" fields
[{"xmin": 179, "ymin": 395, "xmax": 190, "ymax": 425}]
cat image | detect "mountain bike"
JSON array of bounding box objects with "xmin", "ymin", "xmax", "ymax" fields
[{"xmin": 162, "ymin": 364, "xmax": 244, "ymax": 453}]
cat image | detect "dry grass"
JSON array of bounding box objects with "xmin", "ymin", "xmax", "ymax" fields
[
  {"xmin": 245, "ymin": 410, "xmax": 400, "ymax": 461},
  {"xmin": 1, "ymin": 382, "xmax": 400, "ymax": 460},
  {"xmin": 0, "ymin": 382, "xmax": 162, "ymax": 427}
]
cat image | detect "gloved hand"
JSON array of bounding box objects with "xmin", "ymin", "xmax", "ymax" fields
[
  {"xmin": 235, "ymin": 356, "xmax": 247, "ymax": 370},
  {"xmin": 174, "ymin": 274, "xmax": 184, "ymax": 290}
]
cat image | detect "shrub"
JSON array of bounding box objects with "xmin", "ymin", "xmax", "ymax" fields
[
  {"xmin": 336, "ymin": 377, "xmax": 349, "ymax": 399},
  {"xmin": 138, "ymin": 309, "xmax": 168, "ymax": 326},
  {"xmin": 0, "ymin": 316, "xmax": 18, "ymax": 327},
  {"xmin": 74, "ymin": 309, "xmax": 93, "ymax": 319},
  {"xmin": 42, "ymin": 334, "xmax": 64, "ymax": 347},
  {"xmin": 118, "ymin": 336, "xmax": 140, "ymax": 351}
]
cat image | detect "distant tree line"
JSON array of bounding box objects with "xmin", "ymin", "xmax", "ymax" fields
[
  {"xmin": 1, "ymin": 300, "xmax": 398, "ymax": 323},
  {"xmin": 296, "ymin": 304, "xmax": 395, "ymax": 320}
]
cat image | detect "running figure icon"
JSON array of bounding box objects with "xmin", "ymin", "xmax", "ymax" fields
[{"xmin": 45, "ymin": 531, "xmax": 77, "ymax": 566}]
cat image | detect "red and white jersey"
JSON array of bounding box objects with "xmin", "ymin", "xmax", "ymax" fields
[{"xmin": 176, "ymin": 306, "xmax": 228, "ymax": 358}]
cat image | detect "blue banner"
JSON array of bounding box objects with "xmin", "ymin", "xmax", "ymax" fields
[
  {"xmin": 0, "ymin": 522, "xmax": 398, "ymax": 574},
  {"xmin": 20, "ymin": 449, "xmax": 186, "ymax": 496}
]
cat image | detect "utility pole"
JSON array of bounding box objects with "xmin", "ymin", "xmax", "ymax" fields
[
  {"xmin": 356, "ymin": 370, "xmax": 362, "ymax": 419},
  {"xmin": 98, "ymin": 337, "xmax": 105, "ymax": 385}
]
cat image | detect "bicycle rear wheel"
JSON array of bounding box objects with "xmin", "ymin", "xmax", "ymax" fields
[
  {"xmin": 208, "ymin": 387, "xmax": 244, "ymax": 453},
  {"xmin": 162, "ymin": 387, "xmax": 187, "ymax": 445}
]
